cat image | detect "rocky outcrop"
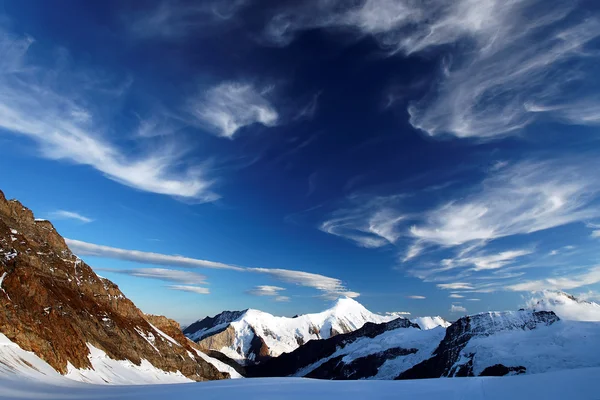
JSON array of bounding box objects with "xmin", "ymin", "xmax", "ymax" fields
[
  {"xmin": 183, "ymin": 310, "xmax": 247, "ymax": 342},
  {"xmin": 396, "ymin": 310, "xmax": 559, "ymax": 380},
  {"xmin": 479, "ymin": 364, "xmax": 526, "ymax": 376},
  {"xmin": 247, "ymin": 317, "xmax": 420, "ymax": 378},
  {"xmin": 306, "ymin": 347, "xmax": 418, "ymax": 380},
  {"xmin": 184, "ymin": 298, "xmax": 396, "ymax": 365},
  {"xmin": 0, "ymin": 190, "xmax": 227, "ymax": 381}
]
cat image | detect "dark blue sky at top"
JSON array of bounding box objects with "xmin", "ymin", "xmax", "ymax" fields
[{"xmin": 2, "ymin": 0, "xmax": 600, "ymax": 323}]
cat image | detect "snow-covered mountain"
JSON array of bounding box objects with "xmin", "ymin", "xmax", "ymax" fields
[
  {"xmin": 410, "ymin": 316, "xmax": 451, "ymax": 330},
  {"xmin": 184, "ymin": 298, "xmax": 396, "ymax": 364},
  {"xmin": 398, "ymin": 309, "xmax": 600, "ymax": 379},
  {"xmin": 527, "ymin": 291, "xmax": 600, "ymax": 321},
  {"xmin": 247, "ymin": 308, "xmax": 600, "ymax": 380}
]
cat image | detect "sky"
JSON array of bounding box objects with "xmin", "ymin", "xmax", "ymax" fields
[{"xmin": 1, "ymin": 0, "xmax": 600, "ymax": 324}]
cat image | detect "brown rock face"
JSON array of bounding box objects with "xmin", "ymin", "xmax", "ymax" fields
[{"xmin": 0, "ymin": 190, "xmax": 228, "ymax": 381}]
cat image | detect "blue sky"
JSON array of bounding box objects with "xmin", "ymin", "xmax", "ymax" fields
[{"xmin": 2, "ymin": 0, "xmax": 600, "ymax": 324}]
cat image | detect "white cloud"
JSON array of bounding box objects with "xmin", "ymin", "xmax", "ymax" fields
[
  {"xmin": 247, "ymin": 285, "xmax": 290, "ymax": 302},
  {"xmin": 506, "ymin": 266, "xmax": 600, "ymax": 292},
  {"xmin": 189, "ymin": 82, "xmax": 278, "ymax": 138},
  {"xmin": 99, "ymin": 267, "xmax": 208, "ymax": 285},
  {"xmin": 441, "ymin": 249, "xmax": 533, "ymax": 272},
  {"xmin": 128, "ymin": 1, "xmax": 247, "ymax": 39},
  {"xmin": 265, "ymin": 1, "xmax": 600, "ymax": 139},
  {"xmin": 47, "ymin": 210, "xmax": 93, "ymax": 223},
  {"xmin": 587, "ymin": 223, "xmax": 600, "ymax": 239},
  {"xmin": 247, "ymin": 267, "xmax": 359, "ymax": 300},
  {"xmin": 0, "ymin": 27, "xmax": 216, "ymax": 201},
  {"xmin": 167, "ymin": 285, "xmax": 210, "ymax": 295},
  {"xmin": 449, "ymin": 304, "xmax": 467, "ymax": 313},
  {"xmin": 66, "ymin": 238, "xmax": 359, "ymax": 299},
  {"xmin": 66, "ymin": 239, "xmax": 245, "ymax": 271},
  {"xmin": 385, "ymin": 311, "xmax": 411, "ymax": 317},
  {"xmin": 406, "ymin": 295, "xmax": 426, "ymax": 300},
  {"xmin": 320, "ymin": 195, "xmax": 405, "ymax": 249},
  {"xmin": 437, "ymin": 283, "xmax": 474, "ymax": 290},
  {"xmin": 467, "ymin": 298, "xmax": 481, "ymax": 301},
  {"xmin": 449, "ymin": 294, "xmax": 464, "ymax": 299},
  {"xmin": 409, "ymin": 160, "xmax": 600, "ymax": 250}
]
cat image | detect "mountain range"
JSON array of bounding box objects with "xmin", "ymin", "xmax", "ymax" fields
[{"xmin": 1, "ymin": 189, "xmax": 600, "ymax": 387}]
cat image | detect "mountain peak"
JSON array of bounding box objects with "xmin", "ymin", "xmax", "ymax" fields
[{"xmin": 528, "ymin": 291, "xmax": 600, "ymax": 321}]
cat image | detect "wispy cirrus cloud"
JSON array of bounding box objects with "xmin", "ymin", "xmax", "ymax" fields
[
  {"xmin": 264, "ymin": 0, "xmax": 600, "ymax": 139},
  {"xmin": 407, "ymin": 159, "xmax": 600, "ymax": 257},
  {"xmin": 98, "ymin": 267, "xmax": 208, "ymax": 285},
  {"xmin": 437, "ymin": 283, "xmax": 474, "ymax": 290},
  {"xmin": 506, "ymin": 266, "xmax": 600, "ymax": 292},
  {"xmin": 66, "ymin": 239, "xmax": 358, "ymax": 300},
  {"xmin": 189, "ymin": 82, "xmax": 278, "ymax": 138},
  {"xmin": 167, "ymin": 285, "xmax": 210, "ymax": 295},
  {"xmin": 247, "ymin": 285, "xmax": 290, "ymax": 302},
  {"xmin": 406, "ymin": 295, "xmax": 426, "ymax": 300},
  {"xmin": 320, "ymin": 194, "xmax": 406, "ymax": 249},
  {"xmin": 47, "ymin": 210, "xmax": 93, "ymax": 223},
  {"xmin": 0, "ymin": 26, "xmax": 217, "ymax": 201},
  {"xmin": 127, "ymin": 0, "xmax": 247, "ymax": 39}
]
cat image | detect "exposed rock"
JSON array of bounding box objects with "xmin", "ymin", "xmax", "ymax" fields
[
  {"xmin": 0, "ymin": 189, "xmax": 227, "ymax": 381},
  {"xmin": 396, "ymin": 310, "xmax": 559, "ymax": 380},
  {"xmin": 247, "ymin": 317, "xmax": 420, "ymax": 378},
  {"xmin": 306, "ymin": 347, "xmax": 418, "ymax": 380},
  {"xmin": 479, "ymin": 364, "xmax": 526, "ymax": 376}
]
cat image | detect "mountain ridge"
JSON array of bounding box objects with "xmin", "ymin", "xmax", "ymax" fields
[{"xmin": 0, "ymin": 189, "xmax": 228, "ymax": 382}]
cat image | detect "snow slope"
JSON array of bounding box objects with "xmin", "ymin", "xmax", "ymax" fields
[
  {"xmin": 0, "ymin": 366, "xmax": 598, "ymax": 400},
  {"xmin": 0, "ymin": 333, "xmax": 191, "ymax": 385},
  {"xmin": 187, "ymin": 298, "xmax": 396, "ymax": 362},
  {"xmin": 528, "ymin": 291, "xmax": 600, "ymax": 321},
  {"xmin": 460, "ymin": 319, "xmax": 600, "ymax": 375}
]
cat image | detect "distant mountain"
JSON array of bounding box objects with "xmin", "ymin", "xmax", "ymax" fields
[
  {"xmin": 0, "ymin": 190, "xmax": 230, "ymax": 383},
  {"xmin": 246, "ymin": 308, "xmax": 600, "ymax": 380},
  {"xmin": 246, "ymin": 317, "xmax": 433, "ymax": 379},
  {"xmin": 411, "ymin": 316, "xmax": 451, "ymax": 330},
  {"xmin": 528, "ymin": 291, "xmax": 600, "ymax": 321},
  {"xmin": 184, "ymin": 298, "xmax": 396, "ymax": 364}
]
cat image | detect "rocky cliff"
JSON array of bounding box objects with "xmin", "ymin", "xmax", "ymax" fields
[{"xmin": 0, "ymin": 189, "xmax": 227, "ymax": 381}]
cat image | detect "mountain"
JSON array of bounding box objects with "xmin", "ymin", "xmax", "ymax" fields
[
  {"xmin": 397, "ymin": 310, "xmax": 600, "ymax": 379},
  {"xmin": 246, "ymin": 316, "xmax": 436, "ymax": 379},
  {"xmin": 0, "ymin": 190, "xmax": 231, "ymax": 383},
  {"xmin": 246, "ymin": 308, "xmax": 600, "ymax": 380},
  {"xmin": 184, "ymin": 297, "xmax": 395, "ymax": 364},
  {"xmin": 528, "ymin": 291, "xmax": 600, "ymax": 321},
  {"xmin": 411, "ymin": 316, "xmax": 451, "ymax": 330}
]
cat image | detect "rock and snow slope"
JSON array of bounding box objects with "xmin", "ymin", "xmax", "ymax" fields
[
  {"xmin": 0, "ymin": 189, "xmax": 227, "ymax": 382},
  {"xmin": 184, "ymin": 298, "xmax": 396, "ymax": 364},
  {"xmin": 398, "ymin": 310, "xmax": 600, "ymax": 379},
  {"xmin": 247, "ymin": 309, "xmax": 600, "ymax": 381}
]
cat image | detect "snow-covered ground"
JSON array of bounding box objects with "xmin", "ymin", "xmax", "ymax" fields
[{"xmin": 0, "ymin": 367, "xmax": 598, "ymax": 400}]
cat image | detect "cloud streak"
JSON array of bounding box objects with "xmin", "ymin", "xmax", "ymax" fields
[
  {"xmin": 247, "ymin": 285, "xmax": 290, "ymax": 302},
  {"xmin": 47, "ymin": 210, "xmax": 93, "ymax": 223},
  {"xmin": 264, "ymin": 0, "xmax": 600, "ymax": 139},
  {"xmin": 0, "ymin": 26, "xmax": 217, "ymax": 201},
  {"xmin": 189, "ymin": 82, "xmax": 278, "ymax": 138},
  {"xmin": 66, "ymin": 238, "xmax": 358, "ymax": 299},
  {"xmin": 506, "ymin": 266, "xmax": 600, "ymax": 292}
]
